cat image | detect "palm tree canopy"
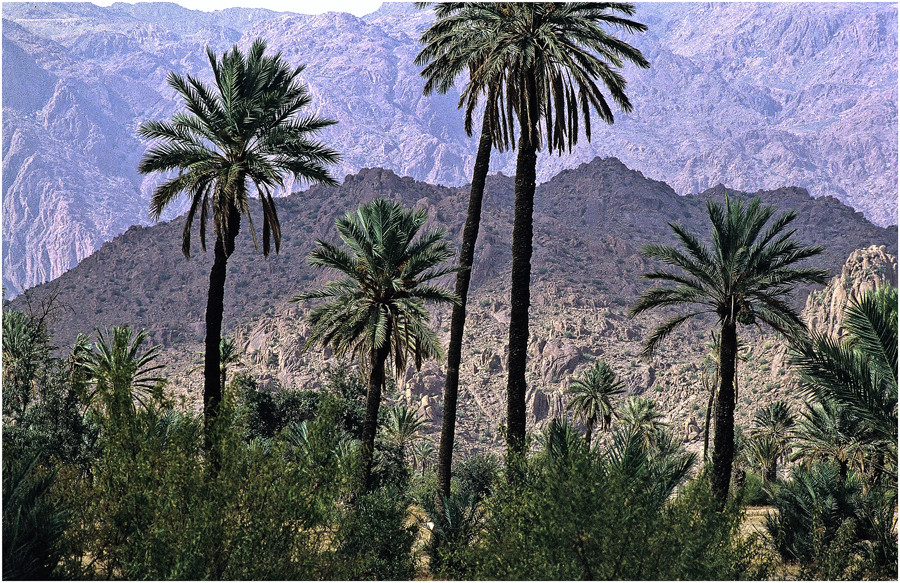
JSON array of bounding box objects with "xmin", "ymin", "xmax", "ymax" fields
[
  {"xmin": 630, "ymin": 195, "xmax": 828, "ymax": 357},
  {"xmin": 138, "ymin": 38, "xmax": 340, "ymax": 257},
  {"xmin": 294, "ymin": 198, "xmax": 460, "ymax": 378},
  {"xmin": 791, "ymin": 400, "xmax": 869, "ymax": 472},
  {"xmin": 76, "ymin": 327, "xmax": 165, "ymax": 417},
  {"xmin": 418, "ymin": 2, "xmax": 649, "ymax": 153},
  {"xmin": 752, "ymin": 400, "xmax": 795, "ymax": 444},
  {"xmin": 566, "ymin": 359, "xmax": 624, "ymax": 433},
  {"xmin": 618, "ymin": 396, "xmax": 667, "ymax": 435},
  {"xmin": 416, "ymin": 2, "xmax": 510, "ymax": 147},
  {"xmin": 383, "ymin": 404, "xmax": 429, "ymax": 448},
  {"xmin": 791, "ymin": 285, "xmax": 898, "ymax": 464}
]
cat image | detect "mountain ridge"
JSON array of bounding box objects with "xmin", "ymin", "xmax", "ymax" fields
[
  {"xmin": 3, "ymin": 1, "xmax": 897, "ymax": 296},
  {"xmin": 7, "ymin": 158, "xmax": 896, "ymax": 455}
]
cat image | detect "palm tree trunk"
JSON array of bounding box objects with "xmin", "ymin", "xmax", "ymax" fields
[
  {"xmin": 506, "ymin": 72, "xmax": 539, "ymax": 460},
  {"xmin": 203, "ymin": 206, "xmax": 239, "ymax": 463},
  {"xmin": 585, "ymin": 424, "xmax": 593, "ymax": 447},
  {"xmin": 765, "ymin": 461, "xmax": 776, "ymax": 484},
  {"xmin": 361, "ymin": 337, "xmax": 392, "ymax": 492},
  {"xmin": 203, "ymin": 237, "xmax": 227, "ymax": 456},
  {"xmin": 437, "ymin": 88, "xmax": 496, "ymax": 499},
  {"xmin": 703, "ymin": 373, "xmax": 716, "ymax": 463},
  {"xmin": 711, "ymin": 320, "xmax": 737, "ymax": 507}
]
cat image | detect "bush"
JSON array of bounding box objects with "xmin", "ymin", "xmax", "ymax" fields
[
  {"xmin": 329, "ymin": 486, "xmax": 417, "ymax": 580},
  {"xmin": 741, "ymin": 471, "xmax": 771, "ymax": 506},
  {"xmin": 57, "ymin": 393, "xmax": 357, "ymax": 579},
  {"xmin": 449, "ymin": 426, "xmax": 768, "ymax": 580},
  {"xmin": 766, "ymin": 461, "xmax": 897, "ymax": 580},
  {"xmin": 235, "ymin": 374, "xmax": 321, "ymax": 441},
  {"xmin": 2, "ymin": 453, "xmax": 67, "ymax": 580},
  {"xmin": 453, "ymin": 453, "xmax": 500, "ymax": 503}
]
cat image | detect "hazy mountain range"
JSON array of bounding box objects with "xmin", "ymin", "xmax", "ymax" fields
[{"xmin": 2, "ymin": 1, "xmax": 897, "ymax": 297}]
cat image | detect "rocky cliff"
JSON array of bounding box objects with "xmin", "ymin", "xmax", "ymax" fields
[{"xmin": 2, "ymin": 1, "xmax": 897, "ymax": 296}]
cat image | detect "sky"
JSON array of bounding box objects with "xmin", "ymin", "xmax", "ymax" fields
[{"xmin": 92, "ymin": 0, "xmax": 386, "ymax": 16}]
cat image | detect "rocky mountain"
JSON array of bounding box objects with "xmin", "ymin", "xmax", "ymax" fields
[
  {"xmin": 8, "ymin": 158, "xmax": 897, "ymax": 456},
  {"xmin": 2, "ymin": 1, "xmax": 897, "ymax": 296}
]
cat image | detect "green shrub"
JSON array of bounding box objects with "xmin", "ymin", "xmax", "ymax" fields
[
  {"xmin": 2, "ymin": 453, "xmax": 67, "ymax": 580},
  {"xmin": 453, "ymin": 453, "xmax": 500, "ymax": 503},
  {"xmin": 236, "ymin": 375, "xmax": 322, "ymax": 441},
  {"xmin": 57, "ymin": 393, "xmax": 356, "ymax": 579},
  {"xmin": 451, "ymin": 426, "xmax": 768, "ymax": 580},
  {"xmin": 740, "ymin": 471, "xmax": 771, "ymax": 506},
  {"xmin": 766, "ymin": 461, "xmax": 897, "ymax": 579},
  {"xmin": 329, "ymin": 487, "xmax": 417, "ymax": 580}
]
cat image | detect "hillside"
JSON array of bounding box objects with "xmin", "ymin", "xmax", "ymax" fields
[
  {"xmin": 3, "ymin": 1, "xmax": 897, "ymax": 296},
  {"xmin": 9, "ymin": 158, "xmax": 897, "ymax": 455}
]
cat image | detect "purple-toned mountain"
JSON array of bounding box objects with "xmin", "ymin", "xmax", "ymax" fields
[
  {"xmin": 2, "ymin": 2, "xmax": 897, "ymax": 297},
  {"xmin": 8, "ymin": 159, "xmax": 896, "ymax": 455}
]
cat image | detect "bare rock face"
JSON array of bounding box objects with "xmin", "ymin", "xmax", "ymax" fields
[
  {"xmin": 3, "ymin": 2, "xmax": 897, "ymax": 297},
  {"xmin": 805, "ymin": 245, "xmax": 897, "ymax": 338},
  {"xmin": 526, "ymin": 388, "xmax": 565, "ymax": 427},
  {"xmin": 535, "ymin": 339, "xmax": 582, "ymax": 385}
]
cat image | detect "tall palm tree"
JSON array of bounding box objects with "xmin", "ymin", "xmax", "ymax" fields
[
  {"xmin": 630, "ymin": 195, "xmax": 827, "ymax": 506},
  {"xmin": 459, "ymin": 2, "xmax": 649, "ymax": 458},
  {"xmin": 791, "ymin": 285, "xmax": 898, "ymax": 485},
  {"xmin": 566, "ymin": 359, "xmax": 624, "ymax": 445},
  {"xmin": 138, "ymin": 39, "xmax": 339, "ymax": 449},
  {"xmin": 416, "ymin": 2, "xmax": 515, "ymax": 499},
  {"xmin": 700, "ymin": 331, "xmax": 750, "ymax": 462},
  {"xmin": 293, "ymin": 198, "xmax": 459, "ymax": 491}
]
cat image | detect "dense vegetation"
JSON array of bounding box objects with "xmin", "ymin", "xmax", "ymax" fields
[{"xmin": 3, "ymin": 238, "xmax": 896, "ymax": 580}]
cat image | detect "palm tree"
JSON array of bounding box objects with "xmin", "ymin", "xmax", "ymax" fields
[
  {"xmin": 791, "ymin": 285, "xmax": 897, "ymax": 483},
  {"xmin": 383, "ymin": 404, "xmax": 429, "ymax": 454},
  {"xmin": 293, "ymin": 198, "xmax": 459, "ymax": 491},
  {"xmin": 617, "ymin": 396, "xmax": 667, "ymax": 448},
  {"xmin": 699, "ymin": 333, "xmax": 719, "ymax": 463},
  {"xmin": 1, "ymin": 310, "xmax": 51, "ymax": 417},
  {"xmin": 751, "ymin": 400, "xmax": 795, "ymax": 478},
  {"xmin": 190, "ymin": 336, "xmax": 243, "ymax": 389},
  {"xmin": 78, "ymin": 327, "xmax": 164, "ymax": 423},
  {"xmin": 744, "ymin": 434, "xmax": 781, "ymax": 484},
  {"xmin": 458, "ymin": 2, "xmax": 649, "ymax": 458},
  {"xmin": 566, "ymin": 360, "xmax": 624, "ymax": 445},
  {"xmin": 416, "ymin": 1, "xmax": 516, "ymax": 502},
  {"xmin": 138, "ymin": 39, "xmax": 339, "ymax": 449},
  {"xmin": 630, "ymin": 195, "xmax": 827, "ymax": 505},
  {"xmin": 410, "ymin": 439, "xmax": 435, "ymax": 476},
  {"xmin": 700, "ymin": 331, "xmax": 750, "ymax": 462},
  {"xmin": 538, "ymin": 417, "xmax": 587, "ymax": 469},
  {"xmin": 792, "ymin": 400, "xmax": 868, "ymax": 482}
]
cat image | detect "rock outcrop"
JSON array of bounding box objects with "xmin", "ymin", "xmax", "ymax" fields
[{"xmin": 805, "ymin": 245, "xmax": 898, "ymax": 338}]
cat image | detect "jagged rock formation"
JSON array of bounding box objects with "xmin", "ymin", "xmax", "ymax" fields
[
  {"xmin": 804, "ymin": 245, "xmax": 898, "ymax": 339},
  {"xmin": 2, "ymin": 1, "xmax": 897, "ymax": 296},
  {"xmin": 8, "ymin": 159, "xmax": 896, "ymax": 456}
]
